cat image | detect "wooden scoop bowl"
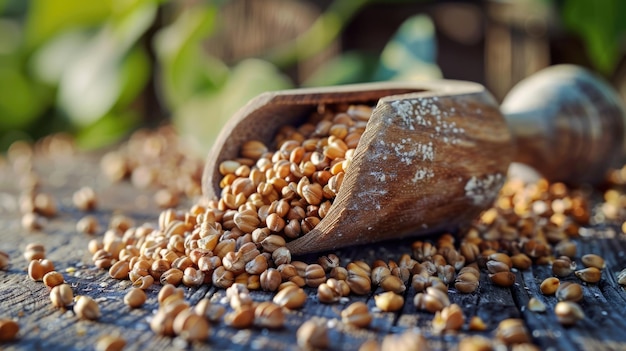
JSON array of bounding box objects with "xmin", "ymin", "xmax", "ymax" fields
[{"xmin": 202, "ymin": 65, "xmax": 625, "ymax": 255}]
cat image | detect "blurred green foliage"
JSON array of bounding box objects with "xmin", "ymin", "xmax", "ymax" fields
[
  {"xmin": 562, "ymin": 0, "xmax": 626, "ymax": 75},
  {"xmin": 0, "ymin": 0, "xmax": 441, "ymax": 153},
  {"xmin": 0, "ymin": 0, "xmax": 622, "ymax": 153}
]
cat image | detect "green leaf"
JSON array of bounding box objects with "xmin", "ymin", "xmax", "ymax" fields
[
  {"xmin": 114, "ymin": 47, "xmax": 150, "ymax": 111},
  {"xmin": 154, "ymin": 3, "xmax": 224, "ymax": 110},
  {"xmin": 173, "ymin": 59, "xmax": 292, "ymax": 155},
  {"xmin": 374, "ymin": 14, "xmax": 442, "ymax": 81},
  {"xmin": 74, "ymin": 110, "xmax": 139, "ymax": 150},
  {"xmin": 302, "ymin": 52, "xmax": 379, "ymax": 86},
  {"xmin": 56, "ymin": 1, "xmax": 156, "ymax": 127},
  {"xmin": 563, "ymin": 0, "xmax": 626, "ymax": 74},
  {"xmin": 0, "ymin": 66, "xmax": 47, "ymax": 130},
  {"xmin": 25, "ymin": 0, "xmax": 113, "ymax": 49},
  {"xmin": 29, "ymin": 30, "xmax": 91, "ymax": 85}
]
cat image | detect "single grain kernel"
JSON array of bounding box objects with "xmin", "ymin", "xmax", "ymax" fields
[
  {"xmin": 527, "ymin": 297, "xmax": 546, "ymax": 312},
  {"xmin": 341, "ymin": 302, "xmax": 372, "ymax": 328},
  {"xmin": 73, "ymin": 186, "xmax": 97, "ymax": 211},
  {"xmin": 380, "ymin": 330, "xmax": 427, "ymax": 350},
  {"xmin": 458, "ymin": 335, "xmax": 493, "ymax": 351},
  {"xmin": 374, "ymin": 291, "xmax": 404, "ymax": 312},
  {"xmin": 574, "ymin": 267, "xmax": 601, "ymax": 283},
  {"xmin": 617, "ymin": 268, "xmax": 626, "ymax": 285},
  {"xmin": 305, "ymin": 264, "xmax": 326, "ymax": 288},
  {"xmin": 172, "ymin": 309, "xmax": 210, "ymax": 341},
  {"xmin": 43, "ymin": 271, "xmax": 64, "ymax": 289},
  {"xmin": 154, "ymin": 188, "xmax": 179, "ymax": 209},
  {"xmin": 76, "ymin": 215, "xmax": 100, "ymax": 235},
  {"xmin": 241, "ymin": 140, "xmax": 268, "ymax": 160},
  {"xmin": 318, "ymin": 254, "xmax": 340, "ymax": 272},
  {"xmin": 260, "ymin": 268, "xmax": 281, "ymax": 292},
  {"xmin": 329, "ymin": 266, "xmax": 348, "ymax": 281},
  {"xmin": 371, "ymin": 266, "xmax": 391, "ymax": 285},
  {"xmin": 22, "ymin": 212, "xmax": 45, "ymax": 230},
  {"xmin": 468, "ymin": 316, "xmax": 487, "ymax": 331},
  {"xmin": 74, "ymin": 295, "xmax": 101, "ymax": 320},
  {"xmin": 160, "ymin": 268, "xmax": 184, "ymax": 286},
  {"xmin": 132, "ymin": 275, "xmax": 155, "ymax": 290},
  {"xmin": 489, "ymin": 271, "xmax": 515, "ymax": 287},
  {"xmin": 581, "ymin": 254, "xmax": 605, "ymax": 270},
  {"xmin": 552, "ymin": 257, "xmax": 575, "ymax": 277},
  {"xmin": 414, "ymin": 287, "xmax": 450, "ymax": 313},
  {"xmin": 0, "ymin": 251, "xmax": 9, "ymax": 270},
  {"xmin": 379, "ymin": 275, "xmax": 406, "ymax": 294},
  {"xmin": 495, "ymin": 318, "xmax": 530, "ymax": 345},
  {"xmin": 254, "ymin": 301, "xmax": 285, "ymax": 329},
  {"xmin": 158, "ymin": 284, "xmax": 184, "ymax": 305},
  {"xmin": 124, "ymin": 288, "xmax": 147, "ymax": 308},
  {"xmin": 486, "ymin": 260, "xmax": 510, "ymax": 274},
  {"xmin": 273, "ymin": 285, "xmax": 307, "ymax": 309},
  {"xmin": 194, "ymin": 299, "xmax": 226, "ymax": 323},
  {"xmin": 245, "ymin": 255, "xmax": 268, "ymax": 275},
  {"xmin": 182, "ymin": 267, "xmax": 205, "ymax": 287},
  {"xmin": 50, "ymin": 284, "xmax": 74, "ymax": 308},
  {"xmin": 109, "ymin": 261, "xmax": 130, "ymax": 280},
  {"xmin": 554, "ymin": 301, "xmax": 585, "ymax": 326},
  {"xmin": 212, "ymin": 266, "xmax": 235, "ymax": 289},
  {"xmin": 95, "ymin": 335, "xmax": 126, "ymax": 351},
  {"xmin": 454, "ymin": 272, "xmax": 479, "ymax": 293},
  {"xmin": 24, "ymin": 243, "xmax": 45, "ymax": 261},
  {"xmin": 33, "ymin": 193, "xmax": 57, "ymax": 217},
  {"xmin": 554, "ymin": 240, "xmax": 577, "ymax": 258},
  {"xmin": 28, "ymin": 259, "xmax": 54, "ymax": 281},
  {"xmin": 432, "ymin": 303, "xmax": 464, "ymax": 334},
  {"xmin": 271, "ymin": 247, "xmax": 291, "ymax": 266},
  {"xmin": 540, "ymin": 277, "xmax": 560, "ymax": 295},
  {"xmin": 224, "ymin": 306, "xmax": 255, "ymax": 329},
  {"xmin": 297, "ymin": 320, "xmax": 329, "ymax": 350},
  {"xmin": 510, "ymin": 253, "xmax": 532, "ymax": 270},
  {"xmin": 556, "ymin": 282, "xmax": 583, "ymax": 302},
  {"xmin": 0, "ymin": 319, "xmax": 19, "ymax": 341}
]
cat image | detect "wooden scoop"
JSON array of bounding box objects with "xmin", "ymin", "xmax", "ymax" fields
[{"xmin": 202, "ymin": 65, "xmax": 625, "ymax": 255}]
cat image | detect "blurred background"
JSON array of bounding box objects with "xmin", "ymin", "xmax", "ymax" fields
[{"xmin": 0, "ymin": 0, "xmax": 625, "ymax": 155}]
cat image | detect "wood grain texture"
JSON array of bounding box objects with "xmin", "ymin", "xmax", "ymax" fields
[
  {"xmin": 1, "ymin": 152, "xmax": 626, "ymax": 350},
  {"xmin": 288, "ymin": 84, "xmax": 513, "ymax": 254}
]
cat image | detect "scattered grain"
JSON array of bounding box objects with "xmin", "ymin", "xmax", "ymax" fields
[
  {"xmin": 432, "ymin": 303, "xmax": 464, "ymax": 334},
  {"xmin": 297, "ymin": 320, "xmax": 329, "ymax": 350},
  {"xmin": 0, "ymin": 319, "xmax": 19, "ymax": 341},
  {"xmin": 124, "ymin": 288, "xmax": 147, "ymax": 308},
  {"xmin": 341, "ymin": 302, "xmax": 372, "ymax": 328},
  {"xmin": 374, "ymin": 291, "xmax": 404, "ymax": 312},
  {"xmin": 527, "ymin": 297, "xmax": 546, "ymax": 312},
  {"xmin": 555, "ymin": 282, "xmax": 583, "ymax": 302},
  {"xmin": 74, "ymin": 296, "xmax": 100, "ymax": 320},
  {"xmin": 273, "ymin": 285, "xmax": 307, "ymax": 309},
  {"xmin": 172, "ymin": 309, "xmax": 210, "ymax": 341},
  {"xmin": 73, "ymin": 186, "xmax": 97, "ymax": 211},
  {"xmin": 50, "ymin": 284, "xmax": 74, "ymax": 308},
  {"xmin": 581, "ymin": 254, "xmax": 605, "ymax": 270},
  {"xmin": 554, "ymin": 301, "xmax": 585, "ymax": 326},
  {"xmin": 43, "ymin": 271, "xmax": 65, "ymax": 289},
  {"xmin": 495, "ymin": 318, "xmax": 530, "ymax": 345}
]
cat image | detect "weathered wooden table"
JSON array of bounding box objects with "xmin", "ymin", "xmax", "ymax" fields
[{"xmin": 1, "ymin": 149, "xmax": 626, "ymax": 351}]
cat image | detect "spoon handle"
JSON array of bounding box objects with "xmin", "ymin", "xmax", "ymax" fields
[{"xmin": 502, "ymin": 65, "xmax": 626, "ymax": 184}]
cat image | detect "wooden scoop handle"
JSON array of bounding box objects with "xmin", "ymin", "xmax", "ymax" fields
[{"xmin": 503, "ymin": 65, "xmax": 626, "ymax": 184}]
